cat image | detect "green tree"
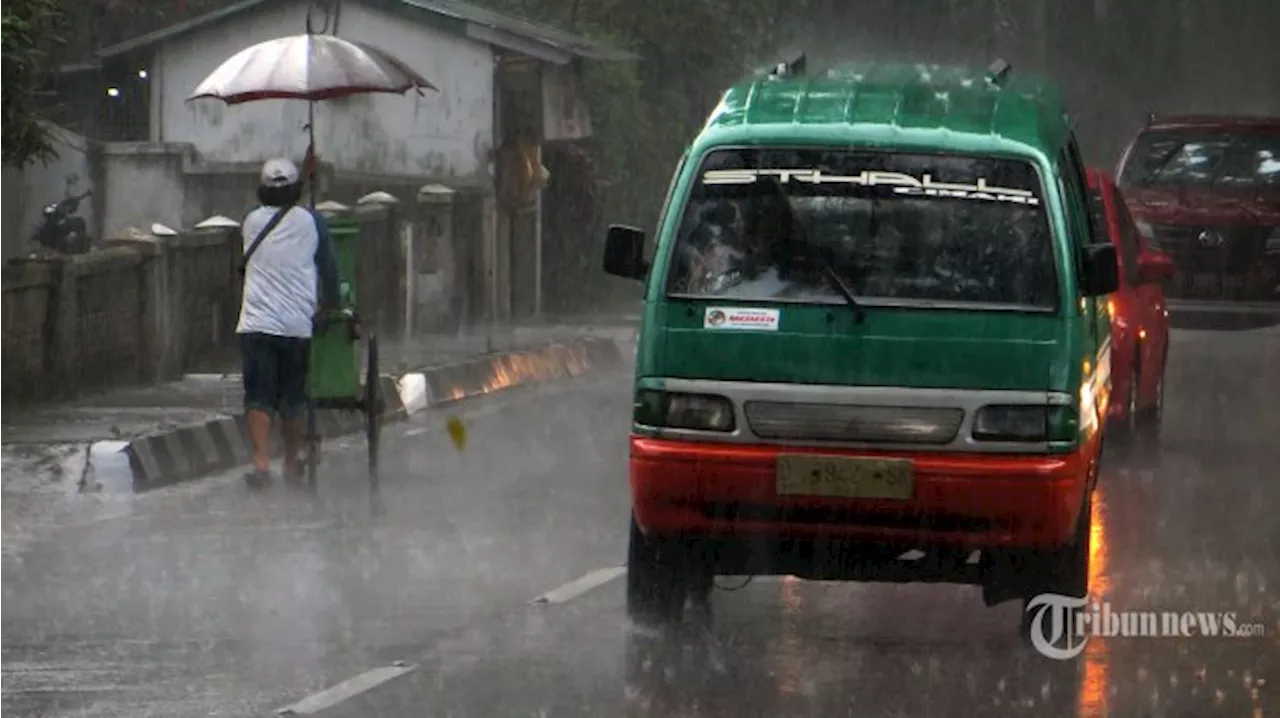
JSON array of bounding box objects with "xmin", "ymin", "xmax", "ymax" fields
[{"xmin": 2, "ymin": 0, "xmax": 64, "ymax": 167}]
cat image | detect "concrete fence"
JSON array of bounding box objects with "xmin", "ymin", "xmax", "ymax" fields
[{"xmin": 1, "ymin": 191, "xmax": 468, "ymax": 410}]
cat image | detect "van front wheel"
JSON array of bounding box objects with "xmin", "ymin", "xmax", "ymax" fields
[{"xmin": 626, "ymin": 516, "xmax": 690, "ymax": 625}]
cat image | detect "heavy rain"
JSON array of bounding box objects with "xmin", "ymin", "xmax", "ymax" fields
[{"xmin": 2, "ymin": 0, "xmax": 1277, "ymax": 716}]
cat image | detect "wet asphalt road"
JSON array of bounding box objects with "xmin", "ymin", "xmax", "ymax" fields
[{"xmin": 3, "ymin": 327, "xmax": 1278, "ymax": 718}]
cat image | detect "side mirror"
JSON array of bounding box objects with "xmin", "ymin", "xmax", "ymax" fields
[
  {"xmin": 602, "ymin": 224, "xmax": 648, "ymax": 280},
  {"xmin": 1137, "ymin": 248, "xmax": 1175, "ymax": 284},
  {"xmin": 1080, "ymin": 243, "xmax": 1119, "ymax": 296}
]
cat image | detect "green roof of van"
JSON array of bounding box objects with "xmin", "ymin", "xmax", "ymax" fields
[{"xmin": 698, "ymin": 60, "xmax": 1072, "ymax": 157}]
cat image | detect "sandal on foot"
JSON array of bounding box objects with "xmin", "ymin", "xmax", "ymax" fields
[
  {"xmin": 244, "ymin": 468, "xmax": 273, "ymax": 489},
  {"xmin": 283, "ymin": 460, "xmax": 308, "ymax": 487}
]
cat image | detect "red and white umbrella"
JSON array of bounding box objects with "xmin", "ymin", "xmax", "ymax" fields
[
  {"xmin": 188, "ymin": 33, "xmax": 436, "ymax": 104},
  {"xmin": 187, "ymin": 32, "xmax": 437, "ymax": 201}
]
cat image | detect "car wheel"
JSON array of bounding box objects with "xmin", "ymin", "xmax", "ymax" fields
[
  {"xmin": 1136, "ymin": 371, "xmax": 1164, "ymax": 445},
  {"xmin": 1042, "ymin": 489, "xmax": 1092, "ymax": 599},
  {"xmin": 1116, "ymin": 369, "xmax": 1140, "ymax": 446},
  {"xmin": 626, "ymin": 516, "xmax": 690, "ymax": 625},
  {"xmin": 1019, "ymin": 490, "xmax": 1093, "ymax": 641}
]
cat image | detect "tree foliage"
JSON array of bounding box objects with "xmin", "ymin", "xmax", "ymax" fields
[{"xmin": 2, "ymin": 0, "xmax": 65, "ymax": 167}]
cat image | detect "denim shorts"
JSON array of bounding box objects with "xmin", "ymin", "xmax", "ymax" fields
[{"xmin": 240, "ymin": 332, "xmax": 310, "ymax": 419}]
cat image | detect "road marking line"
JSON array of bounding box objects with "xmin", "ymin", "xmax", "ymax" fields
[
  {"xmin": 531, "ymin": 566, "xmax": 627, "ymax": 604},
  {"xmin": 403, "ymin": 427, "xmax": 429, "ymax": 437},
  {"xmin": 275, "ymin": 663, "xmax": 416, "ymax": 715}
]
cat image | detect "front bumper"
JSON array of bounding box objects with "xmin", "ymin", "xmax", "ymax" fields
[{"xmin": 630, "ymin": 437, "xmax": 1096, "ymax": 552}]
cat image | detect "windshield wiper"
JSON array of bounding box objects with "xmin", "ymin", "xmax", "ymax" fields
[
  {"xmin": 822, "ymin": 264, "xmax": 866, "ymax": 324},
  {"xmin": 1144, "ymin": 141, "xmax": 1189, "ymax": 184}
]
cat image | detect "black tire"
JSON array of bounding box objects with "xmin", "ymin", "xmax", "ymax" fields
[
  {"xmin": 1046, "ymin": 489, "xmax": 1093, "ymax": 599},
  {"xmin": 626, "ymin": 517, "xmax": 690, "ymax": 625},
  {"xmin": 1114, "ymin": 369, "xmax": 1141, "ymax": 448},
  {"xmin": 1019, "ymin": 490, "xmax": 1092, "ymax": 642},
  {"xmin": 1136, "ymin": 370, "xmax": 1164, "ymax": 448}
]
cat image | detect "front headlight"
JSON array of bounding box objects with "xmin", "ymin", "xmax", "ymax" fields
[
  {"xmin": 972, "ymin": 405, "xmax": 1077, "ymax": 443},
  {"xmin": 634, "ymin": 390, "xmax": 735, "ymax": 432}
]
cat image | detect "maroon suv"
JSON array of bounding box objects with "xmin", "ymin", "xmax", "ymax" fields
[{"xmin": 1115, "ymin": 115, "xmax": 1280, "ymax": 305}]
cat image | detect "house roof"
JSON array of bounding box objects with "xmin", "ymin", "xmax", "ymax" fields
[{"xmin": 94, "ymin": 0, "xmax": 635, "ymax": 64}]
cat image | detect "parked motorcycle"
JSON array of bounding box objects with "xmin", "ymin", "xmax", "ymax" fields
[{"xmin": 30, "ymin": 175, "xmax": 93, "ymax": 255}]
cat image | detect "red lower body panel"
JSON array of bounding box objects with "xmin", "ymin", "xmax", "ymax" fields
[{"xmin": 630, "ymin": 436, "xmax": 1098, "ymax": 552}]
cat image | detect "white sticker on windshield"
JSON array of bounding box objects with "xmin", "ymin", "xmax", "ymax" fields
[
  {"xmin": 701, "ymin": 168, "xmax": 1040, "ymax": 206},
  {"xmin": 704, "ymin": 307, "xmax": 780, "ymax": 331}
]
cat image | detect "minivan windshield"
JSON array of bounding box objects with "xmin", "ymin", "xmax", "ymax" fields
[
  {"xmin": 1118, "ymin": 130, "xmax": 1280, "ymax": 188},
  {"xmin": 665, "ymin": 148, "xmax": 1059, "ymax": 310}
]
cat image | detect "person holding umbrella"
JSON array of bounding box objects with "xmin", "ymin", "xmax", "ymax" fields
[
  {"xmin": 237, "ymin": 157, "xmax": 341, "ymax": 488},
  {"xmin": 187, "ymin": 21, "xmax": 437, "ymax": 490}
]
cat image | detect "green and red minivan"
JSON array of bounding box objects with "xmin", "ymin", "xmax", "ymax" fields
[{"xmin": 602, "ymin": 58, "xmax": 1120, "ymax": 627}]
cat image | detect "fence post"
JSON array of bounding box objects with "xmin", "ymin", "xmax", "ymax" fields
[
  {"xmin": 359, "ymin": 191, "xmax": 412, "ymax": 342},
  {"xmin": 349, "ymin": 201, "xmax": 394, "ymax": 339},
  {"xmin": 416, "ymin": 184, "xmax": 456, "ymax": 335},
  {"xmin": 1, "ymin": 258, "xmax": 61, "ymax": 407},
  {"xmin": 191, "ymin": 215, "xmax": 243, "ymax": 375},
  {"xmin": 104, "ymin": 233, "xmax": 166, "ymax": 383},
  {"xmin": 49, "ymin": 256, "xmax": 80, "ymax": 397}
]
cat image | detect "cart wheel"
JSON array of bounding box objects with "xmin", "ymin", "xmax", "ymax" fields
[{"xmin": 365, "ymin": 333, "xmax": 381, "ymax": 490}]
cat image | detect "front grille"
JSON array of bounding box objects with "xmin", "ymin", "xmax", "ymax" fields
[
  {"xmin": 1149, "ymin": 225, "xmax": 1277, "ymax": 301},
  {"xmin": 1151, "ymin": 224, "xmax": 1200, "ymax": 248},
  {"xmin": 743, "ymin": 401, "xmax": 964, "ymax": 444},
  {"xmin": 1152, "ymin": 225, "xmax": 1269, "ymax": 257}
]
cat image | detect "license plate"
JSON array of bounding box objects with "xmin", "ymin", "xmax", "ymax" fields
[{"xmin": 775, "ymin": 454, "xmax": 914, "ymax": 500}]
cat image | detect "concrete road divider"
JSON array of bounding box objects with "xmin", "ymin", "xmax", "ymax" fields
[{"xmin": 125, "ymin": 337, "xmax": 624, "ymax": 491}]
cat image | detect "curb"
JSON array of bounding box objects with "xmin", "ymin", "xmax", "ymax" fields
[{"xmin": 124, "ymin": 337, "xmax": 624, "ymax": 491}]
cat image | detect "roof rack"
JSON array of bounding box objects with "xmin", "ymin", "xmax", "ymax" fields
[
  {"xmin": 985, "ymin": 58, "xmax": 1012, "ymax": 86},
  {"xmin": 768, "ymin": 51, "xmax": 807, "ymax": 78}
]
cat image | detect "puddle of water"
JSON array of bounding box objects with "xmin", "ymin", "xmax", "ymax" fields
[{"xmin": 88, "ymin": 441, "xmax": 133, "ymax": 494}]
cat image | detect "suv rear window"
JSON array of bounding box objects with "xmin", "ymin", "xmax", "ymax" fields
[
  {"xmin": 665, "ymin": 148, "xmax": 1058, "ymax": 310},
  {"xmin": 1119, "ymin": 130, "xmax": 1280, "ymax": 188}
]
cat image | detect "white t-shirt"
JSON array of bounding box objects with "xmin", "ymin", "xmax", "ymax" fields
[{"xmin": 236, "ymin": 206, "xmax": 323, "ymax": 339}]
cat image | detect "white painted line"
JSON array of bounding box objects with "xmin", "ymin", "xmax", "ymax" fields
[
  {"xmin": 275, "ymin": 663, "xmax": 416, "ymax": 715},
  {"xmin": 898, "ymin": 549, "xmax": 926, "ymax": 561},
  {"xmin": 403, "ymin": 427, "xmax": 429, "ymax": 437},
  {"xmin": 966, "ymin": 550, "xmax": 982, "ymax": 565},
  {"xmin": 531, "ymin": 566, "xmax": 627, "ymax": 605}
]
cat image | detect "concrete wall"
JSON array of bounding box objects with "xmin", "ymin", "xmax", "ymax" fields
[
  {"xmin": 154, "ymin": 0, "xmax": 496, "ymax": 181},
  {"xmin": 97, "ymin": 142, "xmax": 195, "ymax": 239},
  {"xmin": 2, "ymin": 126, "xmax": 98, "ymax": 260}
]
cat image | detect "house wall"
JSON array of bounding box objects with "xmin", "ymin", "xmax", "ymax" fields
[
  {"xmin": 154, "ymin": 0, "xmax": 496, "ymax": 182},
  {"xmin": 97, "ymin": 142, "xmax": 194, "ymax": 239}
]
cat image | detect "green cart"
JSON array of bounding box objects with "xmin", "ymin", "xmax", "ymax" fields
[{"xmin": 304, "ymin": 208, "xmax": 382, "ymax": 498}]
